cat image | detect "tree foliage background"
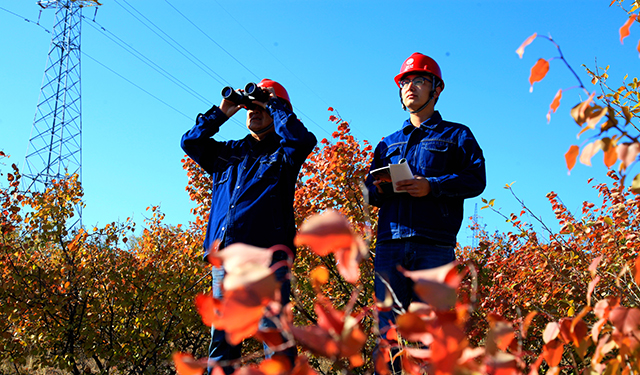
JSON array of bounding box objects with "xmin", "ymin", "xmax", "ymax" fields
[{"xmin": 2, "ymin": 1, "xmax": 640, "ymax": 374}]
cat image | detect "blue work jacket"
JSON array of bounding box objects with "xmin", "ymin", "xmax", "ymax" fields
[
  {"xmin": 181, "ymin": 99, "xmax": 317, "ymax": 258},
  {"xmin": 365, "ymin": 111, "xmax": 486, "ymax": 246}
]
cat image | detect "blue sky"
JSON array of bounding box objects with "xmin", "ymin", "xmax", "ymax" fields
[{"xmin": 1, "ymin": 0, "xmax": 638, "ymax": 247}]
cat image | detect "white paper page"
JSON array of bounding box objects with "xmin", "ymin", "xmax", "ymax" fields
[{"xmin": 389, "ymin": 162, "xmax": 414, "ymax": 193}]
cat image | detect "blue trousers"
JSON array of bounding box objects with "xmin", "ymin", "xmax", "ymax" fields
[
  {"xmin": 208, "ymin": 251, "xmax": 296, "ymax": 375},
  {"xmin": 373, "ymin": 238, "xmax": 455, "ymax": 374}
]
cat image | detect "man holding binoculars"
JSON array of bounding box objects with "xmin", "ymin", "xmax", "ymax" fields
[{"xmin": 181, "ymin": 79, "xmax": 317, "ymax": 374}]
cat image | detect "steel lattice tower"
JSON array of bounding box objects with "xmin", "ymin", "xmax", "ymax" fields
[{"xmin": 23, "ymin": 0, "xmax": 101, "ymax": 229}]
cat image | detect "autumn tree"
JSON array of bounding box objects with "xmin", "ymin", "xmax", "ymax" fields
[{"xmin": 0, "ymin": 151, "xmax": 210, "ymax": 375}]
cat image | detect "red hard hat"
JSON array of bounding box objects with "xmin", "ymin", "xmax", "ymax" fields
[
  {"xmin": 394, "ymin": 53, "xmax": 444, "ymax": 90},
  {"xmin": 258, "ymin": 78, "xmax": 292, "ymax": 110}
]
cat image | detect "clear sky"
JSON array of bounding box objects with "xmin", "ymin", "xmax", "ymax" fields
[{"xmin": 1, "ymin": 0, "xmax": 638, "ymax": 247}]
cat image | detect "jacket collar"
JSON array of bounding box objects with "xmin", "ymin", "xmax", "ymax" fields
[{"xmin": 402, "ymin": 111, "xmax": 443, "ymax": 134}]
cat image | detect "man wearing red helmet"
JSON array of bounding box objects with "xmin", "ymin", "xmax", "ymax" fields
[
  {"xmin": 181, "ymin": 79, "xmax": 317, "ymax": 374},
  {"xmin": 365, "ymin": 53, "xmax": 486, "ymax": 372}
]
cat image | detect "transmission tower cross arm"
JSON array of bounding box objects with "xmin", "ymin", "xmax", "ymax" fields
[{"xmin": 38, "ymin": 0, "xmax": 102, "ymax": 9}]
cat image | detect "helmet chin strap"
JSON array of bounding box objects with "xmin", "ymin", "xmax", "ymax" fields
[{"xmin": 251, "ymin": 122, "xmax": 274, "ymax": 135}]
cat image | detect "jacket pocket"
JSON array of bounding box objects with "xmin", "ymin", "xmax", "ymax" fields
[
  {"xmin": 213, "ymin": 166, "xmax": 231, "ymax": 186},
  {"xmin": 418, "ymin": 139, "xmax": 451, "ymax": 174},
  {"xmin": 257, "ymin": 151, "xmax": 282, "ymax": 180}
]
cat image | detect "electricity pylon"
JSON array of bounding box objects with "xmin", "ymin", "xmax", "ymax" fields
[{"xmin": 23, "ymin": 0, "xmax": 101, "ymax": 230}]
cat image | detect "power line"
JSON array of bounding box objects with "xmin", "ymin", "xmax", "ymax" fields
[
  {"xmin": 113, "ymin": 0, "xmax": 230, "ymax": 87},
  {"xmin": 161, "ymin": 0, "xmax": 333, "ymax": 138},
  {"xmin": 0, "ymin": 5, "xmax": 233, "ymax": 139}
]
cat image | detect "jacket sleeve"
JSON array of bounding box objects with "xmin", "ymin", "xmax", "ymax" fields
[
  {"xmin": 267, "ymin": 98, "xmax": 317, "ymax": 167},
  {"xmin": 426, "ymin": 128, "xmax": 486, "ymax": 199},
  {"xmin": 180, "ymin": 105, "xmax": 235, "ymax": 174}
]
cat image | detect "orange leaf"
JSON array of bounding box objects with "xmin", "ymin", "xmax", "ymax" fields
[
  {"xmin": 310, "ymin": 266, "xmax": 329, "ymax": 286},
  {"xmin": 565, "ymin": 145, "xmax": 579, "ymax": 172},
  {"xmin": 529, "ymin": 58, "xmax": 549, "ymax": 91},
  {"xmin": 516, "ymin": 33, "xmax": 537, "ymax": 58},
  {"xmin": 604, "ymin": 146, "xmax": 617, "ymax": 168},
  {"xmin": 635, "ymin": 256, "xmax": 640, "ymax": 286},
  {"xmin": 546, "ymin": 89, "xmax": 562, "ymax": 123},
  {"xmin": 620, "ymin": 15, "xmax": 638, "ymax": 44},
  {"xmin": 522, "ymin": 311, "xmax": 538, "ymax": 338}
]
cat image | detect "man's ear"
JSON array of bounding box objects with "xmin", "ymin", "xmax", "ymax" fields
[{"xmin": 433, "ymin": 85, "xmax": 443, "ymax": 100}]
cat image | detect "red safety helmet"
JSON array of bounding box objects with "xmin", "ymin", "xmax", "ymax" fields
[
  {"xmin": 394, "ymin": 52, "xmax": 444, "ymax": 90},
  {"xmin": 258, "ymin": 78, "xmax": 292, "ymax": 110}
]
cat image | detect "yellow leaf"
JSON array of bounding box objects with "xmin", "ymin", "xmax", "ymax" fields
[{"xmin": 632, "ymin": 173, "xmax": 640, "ymax": 194}]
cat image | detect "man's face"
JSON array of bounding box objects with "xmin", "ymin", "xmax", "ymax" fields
[
  {"xmin": 246, "ymin": 106, "xmax": 274, "ymax": 137},
  {"xmin": 400, "ymin": 74, "xmax": 440, "ymax": 111}
]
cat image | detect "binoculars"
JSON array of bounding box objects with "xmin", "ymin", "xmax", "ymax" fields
[{"xmin": 221, "ymin": 83, "xmax": 270, "ymax": 109}]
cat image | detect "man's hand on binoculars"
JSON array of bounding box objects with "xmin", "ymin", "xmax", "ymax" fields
[{"xmin": 219, "ymin": 97, "xmax": 243, "ymax": 118}]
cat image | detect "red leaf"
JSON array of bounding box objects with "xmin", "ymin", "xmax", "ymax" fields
[
  {"xmin": 635, "ymin": 256, "xmax": 640, "ymax": 286},
  {"xmin": 529, "ymin": 58, "xmax": 549, "ymax": 91},
  {"xmin": 516, "ymin": 33, "xmax": 537, "ymax": 58},
  {"xmin": 620, "ymin": 15, "xmax": 638, "ymax": 44}
]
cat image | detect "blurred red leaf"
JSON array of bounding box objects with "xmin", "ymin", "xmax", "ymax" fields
[
  {"xmin": 541, "ymin": 339, "xmax": 564, "ymax": 367},
  {"xmin": 620, "ymin": 15, "xmax": 638, "ymax": 44},
  {"xmin": 295, "ymin": 210, "xmax": 365, "ymax": 283},
  {"xmin": 412, "ymin": 280, "xmax": 457, "ymax": 310},
  {"xmin": 543, "ymin": 322, "xmax": 560, "ymax": 344},
  {"xmin": 580, "ymin": 141, "xmax": 601, "ymax": 167},
  {"xmin": 589, "ymin": 255, "xmax": 602, "ymax": 277},
  {"xmin": 487, "ymin": 321, "xmax": 515, "ymax": 354},
  {"xmin": 516, "ymin": 33, "xmax": 537, "ymax": 58},
  {"xmin": 290, "ymin": 356, "xmax": 319, "ymax": 375},
  {"xmin": 173, "ymin": 352, "xmax": 207, "ymax": 375},
  {"xmin": 485, "ymin": 352, "xmax": 519, "ymax": 375},
  {"xmin": 295, "ymin": 209, "xmax": 354, "ymax": 256},
  {"xmin": 396, "ymin": 312, "xmax": 433, "ymax": 345},
  {"xmin": 609, "ymin": 306, "xmax": 640, "ymax": 336},
  {"xmin": 522, "ymin": 311, "xmax": 538, "ymax": 338},
  {"xmin": 587, "ymin": 275, "xmax": 600, "ymax": 306},
  {"xmin": 259, "ymin": 356, "xmax": 291, "ymax": 375},
  {"xmin": 617, "ymin": 142, "xmax": 640, "ymax": 170},
  {"xmin": 529, "ymin": 58, "xmax": 549, "ymax": 91}
]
